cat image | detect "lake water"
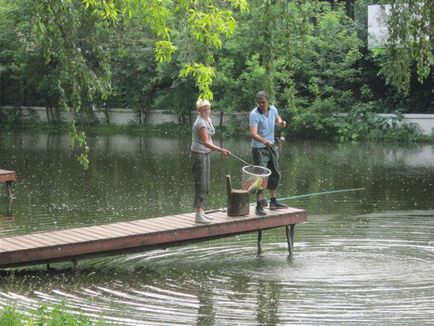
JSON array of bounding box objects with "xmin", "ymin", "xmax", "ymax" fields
[{"xmin": 0, "ymin": 131, "xmax": 433, "ymax": 325}]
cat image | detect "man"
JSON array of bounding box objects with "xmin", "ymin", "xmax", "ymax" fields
[{"xmin": 249, "ymin": 91, "xmax": 287, "ymax": 216}]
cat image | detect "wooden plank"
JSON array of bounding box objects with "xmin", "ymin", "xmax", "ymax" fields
[
  {"xmin": 0, "ymin": 207, "xmax": 307, "ymax": 268},
  {"xmin": 126, "ymin": 221, "xmax": 168, "ymax": 233},
  {"xmin": 161, "ymin": 217, "xmax": 195, "ymax": 228},
  {"xmin": 0, "ymin": 239, "xmax": 25, "ymax": 251},
  {"xmin": 85, "ymin": 225, "xmax": 134, "ymax": 238},
  {"xmin": 94, "ymin": 223, "xmax": 143, "ymax": 236},
  {"xmin": 6, "ymin": 235, "xmax": 45, "ymax": 249},
  {"xmin": 52, "ymin": 230, "xmax": 101, "ymax": 242},
  {"xmin": 133, "ymin": 219, "xmax": 186, "ymax": 232},
  {"xmin": 68, "ymin": 227, "xmax": 115, "ymax": 240},
  {"xmin": 109, "ymin": 222, "xmax": 154, "ymax": 234},
  {"xmin": 1, "ymin": 233, "xmax": 66, "ymax": 250},
  {"xmin": 22, "ymin": 233, "xmax": 71, "ymax": 247},
  {"xmin": 79, "ymin": 225, "xmax": 129, "ymax": 238}
]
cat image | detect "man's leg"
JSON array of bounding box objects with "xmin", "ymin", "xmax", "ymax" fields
[
  {"xmin": 252, "ymin": 148, "xmax": 268, "ymax": 216},
  {"xmin": 267, "ymin": 147, "xmax": 287, "ymax": 209}
]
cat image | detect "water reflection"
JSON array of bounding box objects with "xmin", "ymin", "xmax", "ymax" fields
[{"xmin": 0, "ymin": 132, "xmax": 433, "ymax": 325}]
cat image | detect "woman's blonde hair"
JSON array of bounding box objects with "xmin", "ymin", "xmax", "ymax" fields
[{"xmin": 196, "ymin": 99, "xmax": 211, "ymax": 110}]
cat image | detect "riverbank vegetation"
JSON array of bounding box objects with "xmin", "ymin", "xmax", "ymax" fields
[
  {"xmin": 0, "ymin": 1, "xmax": 432, "ymax": 146},
  {"xmin": 0, "ymin": 304, "xmax": 103, "ymax": 325}
]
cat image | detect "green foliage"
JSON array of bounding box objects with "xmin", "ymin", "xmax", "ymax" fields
[
  {"xmin": 213, "ymin": 53, "xmax": 266, "ymax": 116},
  {"xmin": 188, "ymin": 6, "xmax": 236, "ymax": 49},
  {"xmin": 0, "ymin": 306, "xmax": 23, "ymax": 326},
  {"xmin": 380, "ymin": 0, "xmax": 433, "ymax": 95},
  {"xmin": 8, "ymin": 0, "xmax": 240, "ymax": 168},
  {"xmin": 0, "ymin": 304, "xmax": 102, "ymax": 325},
  {"xmin": 334, "ymin": 103, "xmax": 420, "ymax": 142},
  {"xmin": 179, "ymin": 63, "xmax": 215, "ymax": 100},
  {"xmin": 0, "ymin": 0, "xmax": 431, "ymax": 145},
  {"xmin": 155, "ymin": 40, "xmax": 177, "ymax": 62},
  {"xmin": 288, "ymin": 97, "xmax": 337, "ymax": 139},
  {"xmin": 70, "ymin": 122, "xmax": 90, "ymax": 169},
  {"xmin": 106, "ymin": 19, "xmax": 159, "ymax": 123}
]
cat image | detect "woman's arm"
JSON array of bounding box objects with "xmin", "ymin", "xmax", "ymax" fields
[{"xmin": 199, "ymin": 127, "xmax": 230, "ymax": 155}]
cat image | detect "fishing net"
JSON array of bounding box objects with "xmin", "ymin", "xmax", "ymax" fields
[{"xmin": 241, "ymin": 165, "xmax": 271, "ymax": 194}]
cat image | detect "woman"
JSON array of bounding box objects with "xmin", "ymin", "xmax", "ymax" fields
[{"xmin": 191, "ymin": 99, "xmax": 230, "ymax": 224}]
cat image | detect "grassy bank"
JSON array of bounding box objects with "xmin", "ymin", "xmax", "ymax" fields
[{"xmin": 0, "ymin": 304, "xmax": 105, "ymax": 325}]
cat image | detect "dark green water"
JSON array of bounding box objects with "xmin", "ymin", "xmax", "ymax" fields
[{"xmin": 0, "ymin": 131, "xmax": 433, "ymax": 325}]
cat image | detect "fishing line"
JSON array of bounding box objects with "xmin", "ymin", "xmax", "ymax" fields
[
  {"xmin": 205, "ymin": 188, "xmax": 365, "ymax": 214},
  {"xmin": 277, "ymin": 188, "xmax": 365, "ymax": 202}
]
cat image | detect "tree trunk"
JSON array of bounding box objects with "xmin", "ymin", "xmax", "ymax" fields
[
  {"xmin": 345, "ymin": 0, "xmax": 354, "ymax": 20},
  {"xmin": 143, "ymin": 106, "xmax": 151, "ymax": 125},
  {"xmin": 104, "ymin": 105, "xmax": 110, "ymax": 124},
  {"xmin": 45, "ymin": 106, "xmax": 51, "ymax": 123},
  {"xmin": 138, "ymin": 108, "xmax": 143, "ymax": 124},
  {"xmin": 263, "ymin": 0, "xmax": 275, "ymax": 100},
  {"xmin": 46, "ymin": 97, "xmax": 53, "ymax": 122}
]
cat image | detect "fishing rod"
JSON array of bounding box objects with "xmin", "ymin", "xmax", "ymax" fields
[{"xmin": 205, "ymin": 188, "xmax": 365, "ymax": 214}]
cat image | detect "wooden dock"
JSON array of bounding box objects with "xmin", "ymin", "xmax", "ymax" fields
[
  {"xmin": 0, "ymin": 169, "xmax": 16, "ymax": 200},
  {"xmin": 0, "ymin": 206, "xmax": 306, "ymax": 269}
]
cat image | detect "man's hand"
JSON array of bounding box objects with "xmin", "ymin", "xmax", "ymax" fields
[{"xmin": 263, "ymin": 140, "xmax": 273, "ymax": 147}]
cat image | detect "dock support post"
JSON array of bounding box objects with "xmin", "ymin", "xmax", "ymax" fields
[
  {"xmin": 7, "ymin": 197, "xmax": 13, "ymax": 214},
  {"xmin": 285, "ymin": 224, "xmax": 295, "ymax": 256},
  {"xmin": 72, "ymin": 257, "xmax": 78, "ymax": 271},
  {"xmin": 5, "ymin": 181, "xmax": 13, "ymax": 200},
  {"xmin": 257, "ymin": 230, "xmax": 262, "ymax": 255}
]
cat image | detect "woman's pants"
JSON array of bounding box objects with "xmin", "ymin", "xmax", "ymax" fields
[{"xmin": 191, "ymin": 151, "xmax": 210, "ymax": 209}]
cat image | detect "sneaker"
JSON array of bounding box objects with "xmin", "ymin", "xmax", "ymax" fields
[
  {"xmin": 195, "ymin": 213, "xmax": 211, "ymax": 224},
  {"xmin": 255, "ymin": 206, "xmax": 267, "ymax": 216},
  {"xmin": 203, "ymin": 213, "xmax": 213, "ymax": 220},
  {"xmin": 269, "ymin": 201, "xmax": 288, "ymax": 210},
  {"xmin": 260, "ymin": 199, "xmax": 268, "ymax": 208}
]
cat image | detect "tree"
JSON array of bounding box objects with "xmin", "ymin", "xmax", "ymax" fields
[
  {"xmin": 380, "ymin": 0, "xmax": 433, "ymax": 95},
  {"xmin": 30, "ymin": 0, "xmax": 248, "ymax": 167}
]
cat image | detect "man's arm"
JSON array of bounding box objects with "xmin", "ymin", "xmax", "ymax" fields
[
  {"xmin": 250, "ymin": 125, "xmax": 272, "ymax": 147},
  {"xmin": 275, "ymin": 115, "xmax": 286, "ymax": 128}
]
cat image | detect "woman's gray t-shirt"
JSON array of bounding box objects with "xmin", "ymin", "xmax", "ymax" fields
[{"xmin": 191, "ymin": 116, "xmax": 215, "ymax": 153}]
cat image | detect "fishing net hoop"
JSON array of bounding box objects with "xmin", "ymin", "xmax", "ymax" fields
[
  {"xmin": 241, "ymin": 165, "xmax": 271, "ymax": 177},
  {"xmin": 241, "ymin": 165, "xmax": 272, "ymax": 193}
]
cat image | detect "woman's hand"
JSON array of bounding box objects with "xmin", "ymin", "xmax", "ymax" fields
[{"xmin": 219, "ymin": 148, "xmax": 231, "ymax": 156}]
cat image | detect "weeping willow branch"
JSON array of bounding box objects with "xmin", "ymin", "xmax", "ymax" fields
[{"xmin": 32, "ymin": 0, "xmax": 248, "ymax": 168}]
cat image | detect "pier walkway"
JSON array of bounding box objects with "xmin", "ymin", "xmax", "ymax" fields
[{"xmin": 0, "ymin": 206, "xmax": 306, "ymax": 269}]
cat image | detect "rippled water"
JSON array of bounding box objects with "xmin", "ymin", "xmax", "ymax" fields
[{"xmin": 0, "ymin": 132, "xmax": 433, "ymax": 325}]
